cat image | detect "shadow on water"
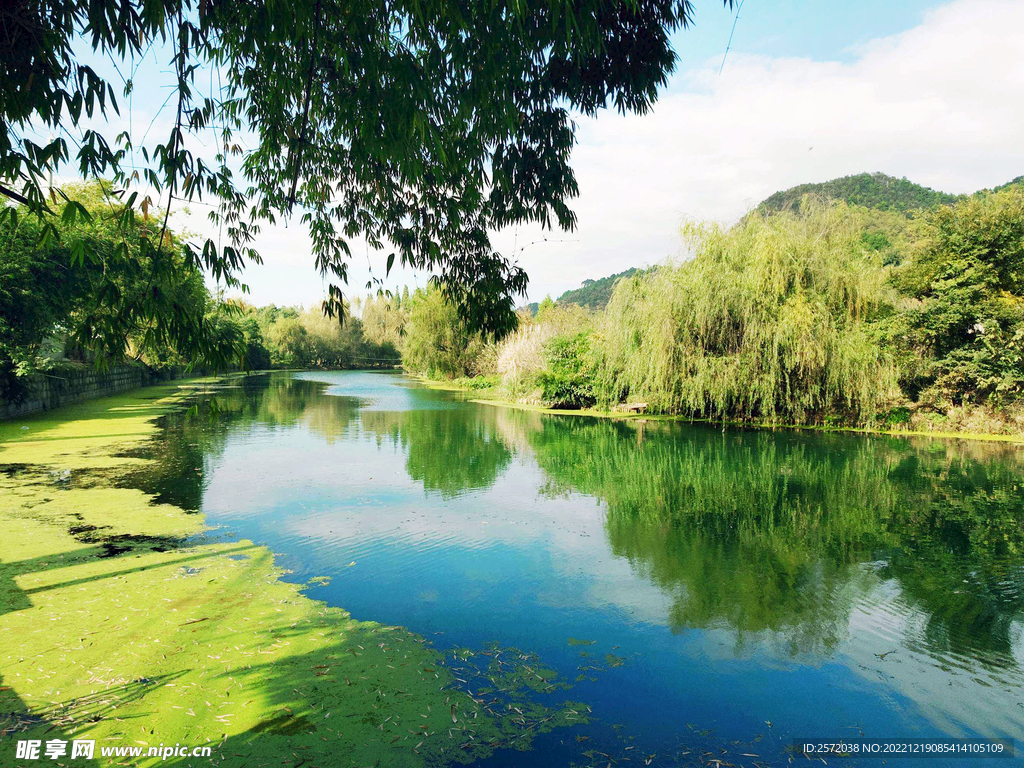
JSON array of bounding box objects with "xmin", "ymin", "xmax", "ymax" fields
[
  {"xmin": 0, "ymin": 672, "xmax": 103, "ymax": 768},
  {"xmin": 0, "ymin": 521, "xmax": 226, "ymax": 768}
]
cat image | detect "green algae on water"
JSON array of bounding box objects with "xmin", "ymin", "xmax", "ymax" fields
[{"xmin": 0, "ymin": 382, "xmax": 586, "ymax": 767}]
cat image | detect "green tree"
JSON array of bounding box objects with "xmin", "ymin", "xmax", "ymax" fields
[
  {"xmin": 597, "ymin": 201, "xmax": 900, "ymax": 422},
  {"xmin": 402, "ymin": 287, "xmax": 486, "ymax": 377},
  {"xmin": 536, "ymin": 295, "xmax": 557, "ymax": 318},
  {"xmin": 0, "ymin": 182, "xmax": 244, "ymax": 398},
  {"xmin": 268, "ymin": 318, "xmax": 310, "ymax": 367},
  {"xmin": 1, "ymin": 0, "xmax": 734, "ymax": 339},
  {"xmin": 361, "ymin": 293, "xmax": 408, "ymax": 349},
  {"xmin": 537, "ymin": 332, "xmax": 598, "ymax": 408},
  {"xmin": 237, "ymin": 315, "xmax": 272, "ymax": 370},
  {"xmin": 892, "ymin": 188, "xmax": 1024, "ymax": 405}
]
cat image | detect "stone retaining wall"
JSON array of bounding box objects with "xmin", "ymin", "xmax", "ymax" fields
[{"xmin": 1, "ymin": 366, "xmax": 180, "ymax": 421}]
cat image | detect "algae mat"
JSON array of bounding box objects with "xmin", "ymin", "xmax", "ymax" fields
[{"xmin": 0, "ymin": 382, "xmax": 580, "ymax": 767}]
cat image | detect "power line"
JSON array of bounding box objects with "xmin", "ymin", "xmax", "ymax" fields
[{"xmin": 719, "ymin": 0, "xmax": 746, "ymax": 76}]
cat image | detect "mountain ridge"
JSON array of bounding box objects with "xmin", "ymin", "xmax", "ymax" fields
[
  {"xmin": 756, "ymin": 171, "xmax": 959, "ymax": 214},
  {"xmin": 538, "ymin": 171, "xmax": 1021, "ymax": 312}
]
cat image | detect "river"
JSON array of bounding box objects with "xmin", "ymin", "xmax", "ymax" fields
[{"xmin": 124, "ymin": 370, "xmax": 1024, "ymax": 766}]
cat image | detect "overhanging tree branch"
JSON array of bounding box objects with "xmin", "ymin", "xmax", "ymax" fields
[
  {"xmin": 288, "ymin": 0, "xmax": 323, "ymax": 208},
  {"xmin": 0, "ymin": 183, "xmax": 32, "ymax": 207}
]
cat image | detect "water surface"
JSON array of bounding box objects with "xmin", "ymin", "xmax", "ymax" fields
[{"xmin": 131, "ymin": 371, "xmax": 1024, "ymax": 766}]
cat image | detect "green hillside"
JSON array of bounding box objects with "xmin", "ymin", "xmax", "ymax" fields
[
  {"xmin": 757, "ymin": 172, "xmax": 959, "ymax": 214},
  {"xmin": 994, "ymin": 175, "xmax": 1024, "ymax": 192},
  {"xmin": 556, "ymin": 268, "xmax": 643, "ymax": 310}
]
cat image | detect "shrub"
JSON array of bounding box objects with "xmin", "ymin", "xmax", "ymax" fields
[{"xmin": 538, "ymin": 332, "xmax": 597, "ymax": 408}]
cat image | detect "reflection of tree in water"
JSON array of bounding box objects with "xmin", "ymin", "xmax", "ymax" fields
[
  {"xmin": 130, "ymin": 373, "xmax": 511, "ymax": 511},
  {"xmin": 128, "ymin": 374, "xmax": 1024, "ymax": 672},
  {"xmin": 119, "ymin": 375, "xmax": 270, "ymax": 511},
  {"xmin": 122, "ymin": 374, "xmax": 362, "ymax": 510},
  {"xmin": 360, "ymin": 408, "xmax": 513, "ymax": 499},
  {"xmin": 879, "ymin": 447, "xmax": 1024, "ymax": 666},
  {"xmin": 527, "ymin": 417, "xmax": 1024, "ymax": 667}
]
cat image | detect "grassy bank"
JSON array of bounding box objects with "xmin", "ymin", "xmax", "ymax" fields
[
  {"xmin": 420, "ymin": 376, "xmax": 1024, "ymax": 444},
  {"xmin": 0, "ymin": 380, "xmax": 579, "ymax": 767}
]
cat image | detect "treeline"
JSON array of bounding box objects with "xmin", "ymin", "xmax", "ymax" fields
[
  {"xmin": 395, "ymin": 186, "xmax": 1024, "ymax": 434},
  {"xmin": 532, "ymin": 267, "xmax": 644, "ymax": 312},
  {"xmin": 0, "ymin": 183, "xmax": 399, "ymax": 402},
  {"xmin": 242, "ymin": 303, "xmax": 401, "ymax": 370}
]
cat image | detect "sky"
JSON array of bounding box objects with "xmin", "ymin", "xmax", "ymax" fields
[{"xmin": 66, "ymin": 0, "xmax": 1024, "ymax": 308}]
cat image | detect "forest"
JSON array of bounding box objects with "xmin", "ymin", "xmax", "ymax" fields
[
  {"xmin": 0, "ymin": 182, "xmax": 400, "ymax": 403},
  {"xmin": 393, "ymin": 179, "xmax": 1024, "ymax": 434}
]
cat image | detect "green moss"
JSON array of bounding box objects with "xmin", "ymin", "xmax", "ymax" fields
[{"xmin": 0, "ymin": 382, "xmax": 580, "ymax": 766}]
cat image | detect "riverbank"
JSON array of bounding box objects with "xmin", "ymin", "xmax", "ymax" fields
[
  {"xmin": 418, "ymin": 376, "xmax": 1024, "ymax": 444},
  {"xmin": 0, "ymin": 378, "xmax": 571, "ymax": 767}
]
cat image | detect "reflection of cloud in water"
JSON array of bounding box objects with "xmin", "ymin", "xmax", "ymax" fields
[
  {"xmin": 240, "ymin": 455, "xmax": 679, "ymax": 628},
  {"xmin": 842, "ymin": 578, "xmax": 1024, "ymax": 741}
]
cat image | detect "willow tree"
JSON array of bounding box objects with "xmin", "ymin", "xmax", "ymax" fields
[
  {"xmin": 598, "ymin": 200, "xmax": 901, "ymax": 423},
  {"xmin": 402, "ymin": 286, "xmax": 487, "ymax": 377},
  {"xmin": 1, "ymin": 0, "xmax": 734, "ymax": 360}
]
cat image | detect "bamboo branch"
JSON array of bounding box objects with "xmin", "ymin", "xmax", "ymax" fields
[
  {"xmin": 288, "ymin": 0, "xmax": 323, "ymax": 207},
  {"xmin": 0, "ymin": 183, "xmax": 32, "ymax": 206}
]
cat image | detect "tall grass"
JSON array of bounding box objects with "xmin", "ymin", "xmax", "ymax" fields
[
  {"xmin": 493, "ymin": 305, "xmax": 592, "ymax": 400},
  {"xmin": 596, "ymin": 200, "xmax": 900, "ymax": 423}
]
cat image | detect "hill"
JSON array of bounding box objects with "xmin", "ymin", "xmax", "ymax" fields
[
  {"xmin": 556, "ymin": 268, "xmax": 642, "ymax": 310},
  {"xmin": 757, "ymin": 172, "xmax": 959, "ymax": 214},
  {"xmin": 994, "ymin": 175, "xmax": 1024, "ymax": 193}
]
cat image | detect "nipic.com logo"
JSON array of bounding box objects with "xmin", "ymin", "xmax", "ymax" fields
[
  {"xmin": 16, "ymin": 740, "xmax": 94, "ymax": 761},
  {"xmin": 14, "ymin": 739, "xmax": 213, "ymax": 761}
]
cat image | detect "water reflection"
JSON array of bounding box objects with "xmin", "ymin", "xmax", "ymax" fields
[
  {"xmin": 526, "ymin": 417, "xmax": 1024, "ymax": 666},
  {"xmin": 361, "ymin": 408, "xmax": 513, "ymax": 498},
  {"xmin": 126, "ymin": 372, "xmax": 1024, "ymax": 755}
]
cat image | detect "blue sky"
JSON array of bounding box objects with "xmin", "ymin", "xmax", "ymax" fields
[
  {"xmin": 667, "ymin": 0, "xmax": 942, "ymax": 72},
  {"xmin": 64, "ymin": 0, "xmax": 1024, "ymax": 308}
]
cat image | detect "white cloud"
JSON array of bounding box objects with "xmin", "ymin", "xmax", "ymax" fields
[
  {"xmin": 497, "ymin": 0, "xmax": 1024, "ymax": 301},
  {"xmin": 209, "ymin": 0, "xmax": 1024, "ymax": 307}
]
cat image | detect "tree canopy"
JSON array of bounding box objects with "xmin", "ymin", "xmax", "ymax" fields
[
  {"xmin": 1, "ymin": 0, "xmax": 733, "ymax": 348},
  {"xmin": 0, "ymin": 182, "xmax": 250, "ymax": 398},
  {"xmin": 757, "ymin": 172, "xmax": 959, "ymax": 215}
]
